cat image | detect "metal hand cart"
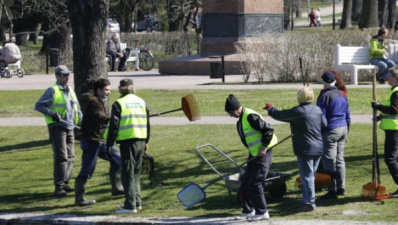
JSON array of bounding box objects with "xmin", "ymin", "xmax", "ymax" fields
[{"xmin": 195, "ymin": 143, "xmax": 291, "ymax": 199}]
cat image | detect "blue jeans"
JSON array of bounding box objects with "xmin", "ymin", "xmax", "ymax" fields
[
  {"xmin": 297, "ymin": 154, "xmax": 321, "ymax": 208},
  {"xmin": 370, "ymin": 58, "xmax": 396, "ymax": 80},
  {"xmin": 77, "ymin": 140, "xmax": 122, "ymax": 179},
  {"xmin": 240, "ymin": 150, "xmax": 272, "ymax": 215}
]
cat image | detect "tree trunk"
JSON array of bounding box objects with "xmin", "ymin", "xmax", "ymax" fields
[
  {"xmin": 359, "ymin": 0, "xmax": 378, "ymax": 29},
  {"xmin": 15, "ymin": 34, "xmax": 28, "ymax": 46},
  {"xmin": 67, "ymin": 0, "xmax": 108, "ymax": 111},
  {"xmin": 352, "ymin": 0, "xmax": 362, "ymax": 21},
  {"xmin": 340, "ymin": 0, "xmax": 353, "ymax": 28},
  {"xmin": 378, "ymin": 0, "xmax": 388, "ymax": 27},
  {"xmin": 295, "ymin": 0, "xmax": 302, "ymax": 18},
  {"xmin": 387, "ymin": 0, "xmax": 396, "ymax": 29}
]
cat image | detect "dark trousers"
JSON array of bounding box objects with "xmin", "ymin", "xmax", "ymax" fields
[
  {"xmin": 77, "ymin": 140, "xmax": 122, "ymax": 179},
  {"xmin": 106, "ymin": 51, "xmax": 128, "ymax": 71},
  {"xmin": 48, "ymin": 126, "xmax": 75, "ymax": 188},
  {"xmin": 239, "ymin": 149, "xmax": 272, "ymax": 215},
  {"xmin": 384, "ymin": 130, "xmax": 398, "ymax": 185},
  {"xmin": 120, "ymin": 139, "xmax": 145, "ymax": 210}
]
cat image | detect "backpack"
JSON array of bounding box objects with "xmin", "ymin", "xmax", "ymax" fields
[{"xmin": 2, "ymin": 43, "xmax": 21, "ymax": 63}]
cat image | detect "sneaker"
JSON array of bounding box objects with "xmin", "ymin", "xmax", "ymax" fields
[
  {"xmin": 54, "ymin": 186, "xmax": 67, "ymax": 197},
  {"xmin": 247, "ymin": 212, "xmax": 270, "ymax": 221},
  {"xmin": 336, "ymin": 188, "xmax": 346, "ymax": 196},
  {"xmin": 120, "ymin": 204, "xmax": 142, "ymax": 211},
  {"xmin": 75, "ymin": 199, "xmax": 96, "ymax": 207},
  {"xmin": 235, "ymin": 210, "xmax": 255, "ymax": 220},
  {"xmin": 63, "ymin": 184, "xmax": 74, "ymax": 193},
  {"xmin": 116, "ymin": 208, "xmax": 138, "ymax": 214},
  {"xmin": 296, "ymin": 204, "xmax": 315, "ymax": 212},
  {"xmin": 319, "ymin": 191, "xmax": 338, "ymax": 199},
  {"xmin": 390, "ymin": 189, "xmax": 398, "ymax": 198}
]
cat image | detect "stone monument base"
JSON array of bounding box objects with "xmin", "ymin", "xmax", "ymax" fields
[{"xmin": 158, "ymin": 53, "xmax": 243, "ymax": 75}]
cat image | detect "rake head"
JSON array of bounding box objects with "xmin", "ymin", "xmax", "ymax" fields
[{"xmin": 182, "ymin": 94, "xmax": 200, "ymax": 121}]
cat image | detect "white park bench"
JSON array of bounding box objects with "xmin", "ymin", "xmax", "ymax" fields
[
  {"xmin": 333, "ymin": 44, "xmax": 377, "ymax": 85},
  {"xmin": 105, "ymin": 42, "xmax": 139, "ymax": 71}
]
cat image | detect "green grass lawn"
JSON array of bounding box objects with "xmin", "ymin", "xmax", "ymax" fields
[
  {"xmin": 0, "ymin": 88, "xmax": 392, "ymax": 118},
  {"xmin": 1, "ymin": 124, "xmax": 398, "ymax": 221}
]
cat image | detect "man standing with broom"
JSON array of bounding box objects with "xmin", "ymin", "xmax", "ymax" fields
[
  {"xmin": 104, "ymin": 78, "xmax": 150, "ymax": 213},
  {"xmin": 225, "ymin": 94, "xmax": 277, "ymax": 221},
  {"xmin": 372, "ymin": 69, "xmax": 398, "ymax": 198}
]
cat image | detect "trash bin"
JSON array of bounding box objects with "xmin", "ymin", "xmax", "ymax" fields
[
  {"xmin": 210, "ymin": 62, "xmax": 222, "ymax": 79},
  {"xmin": 48, "ymin": 48, "xmax": 60, "ymax": 67}
]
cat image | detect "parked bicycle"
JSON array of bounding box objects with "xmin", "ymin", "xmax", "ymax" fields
[{"xmin": 125, "ymin": 40, "xmax": 154, "ymax": 71}]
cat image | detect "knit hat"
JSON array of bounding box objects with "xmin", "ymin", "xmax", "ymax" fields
[
  {"xmin": 225, "ymin": 94, "xmax": 241, "ymax": 112},
  {"xmin": 119, "ymin": 78, "xmax": 133, "ymax": 87},
  {"xmin": 321, "ymin": 71, "xmax": 336, "ymax": 83}
]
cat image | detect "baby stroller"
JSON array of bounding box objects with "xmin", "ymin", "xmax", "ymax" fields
[{"xmin": 0, "ymin": 43, "xmax": 24, "ymax": 78}]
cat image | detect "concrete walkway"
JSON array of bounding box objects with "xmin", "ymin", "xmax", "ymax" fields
[{"xmin": 1, "ymin": 212, "xmax": 398, "ymax": 225}]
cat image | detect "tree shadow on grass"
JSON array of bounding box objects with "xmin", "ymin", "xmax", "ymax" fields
[
  {"xmin": 0, "ymin": 139, "xmax": 50, "ymax": 152},
  {"xmin": 0, "ymin": 193, "xmax": 75, "ymax": 212}
]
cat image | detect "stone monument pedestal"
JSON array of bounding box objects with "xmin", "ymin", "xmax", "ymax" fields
[{"xmin": 159, "ymin": 0, "xmax": 283, "ymax": 75}]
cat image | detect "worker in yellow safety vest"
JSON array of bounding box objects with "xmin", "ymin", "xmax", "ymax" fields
[
  {"xmin": 35, "ymin": 65, "xmax": 82, "ymax": 197},
  {"xmin": 372, "ymin": 68, "xmax": 398, "ymax": 198},
  {"xmin": 225, "ymin": 94, "xmax": 277, "ymax": 222},
  {"xmin": 104, "ymin": 78, "xmax": 150, "ymax": 214}
]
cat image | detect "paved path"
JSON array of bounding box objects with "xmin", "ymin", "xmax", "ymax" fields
[
  {"xmin": 295, "ymin": 1, "xmax": 344, "ymax": 28},
  {"xmin": 1, "ymin": 212, "xmax": 397, "ymax": 225},
  {"xmin": 0, "ymin": 69, "xmax": 381, "ymax": 91},
  {"xmin": 0, "ymin": 68, "xmax": 380, "ymax": 127}
]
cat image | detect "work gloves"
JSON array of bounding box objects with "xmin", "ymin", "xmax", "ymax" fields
[
  {"xmin": 51, "ymin": 113, "xmax": 61, "ymax": 122},
  {"xmin": 371, "ymin": 101, "xmax": 381, "ymax": 110},
  {"xmin": 263, "ymin": 103, "xmax": 274, "ymax": 110}
]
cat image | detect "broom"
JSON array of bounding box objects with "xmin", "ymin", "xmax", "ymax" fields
[
  {"xmin": 361, "ymin": 72, "xmax": 390, "ymax": 200},
  {"xmin": 149, "ymin": 94, "xmax": 200, "ymax": 121}
]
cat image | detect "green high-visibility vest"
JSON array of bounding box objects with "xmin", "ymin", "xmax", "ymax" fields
[
  {"xmin": 44, "ymin": 83, "xmax": 79, "ymax": 125},
  {"xmin": 104, "ymin": 94, "xmax": 147, "ymax": 141},
  {"xmin": 242, "ymin": 108, "xmax": 278, "ymax": 156},
  {"xmin": 380, "ymin": 86, "xmax": 398, "ymax": 130}
]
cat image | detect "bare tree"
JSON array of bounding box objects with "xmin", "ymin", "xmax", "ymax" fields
[
  {"xmin": 340, "ymin": 0, "xmax": 353, "ymax": 29},
  {"xmin": 387, "ymin": 0, "xmax": 396, "ymax": 29},
  {"xmin": 379, "ymin": 0, "xmax": 388, "ymax": 27},
  {"xmin": 67, "ymin": 0, "xmax": 108, "ymax": 109},
  {"xmin": 352, "ymin": 0, "xmax": 362, "ymax": 22},
  {"xmin": 359, "ymin": 0, "xmax": 378, "ymax": 29}
]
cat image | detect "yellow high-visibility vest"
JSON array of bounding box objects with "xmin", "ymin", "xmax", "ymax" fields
[
  {"xmin": 242, "ymin": 108, "xmax": 277, "ymax": 156},
  {"xmin": 44, "ymin": 83, "xmax": 79, "ymax": 125},
  {"xmin": 104, "ymin": 94, "xmax": 147, "ymax": 140},
  {"xmin": 380, "ymin": 86, "xmax": 398, "ymax": 130}
]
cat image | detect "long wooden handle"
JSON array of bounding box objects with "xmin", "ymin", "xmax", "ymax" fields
[{"xmin": 372, "ymin": 72, "xmax": 379, "ymax": 185}]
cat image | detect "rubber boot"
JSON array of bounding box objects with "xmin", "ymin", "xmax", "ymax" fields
[
  {"xmin": 74, "ymin": 177, "xmax": 96, "ymax": 206},
  {"xmin": 110, "ymin": 168, "xmax": 124, "ymax": 196}
]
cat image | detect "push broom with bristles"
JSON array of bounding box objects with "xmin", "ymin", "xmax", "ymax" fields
[
  {"xmin": 361, "ymin": 72, "xmax": 390, "ymax": 200},
  {"xmin": 149, "ymin": 94, "xmax": 200, "ymax": 121}
]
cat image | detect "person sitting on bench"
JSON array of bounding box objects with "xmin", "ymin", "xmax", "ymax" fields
[{"xmin": 106, "ymin": 33, "xmax": 128, "ymax": 72}]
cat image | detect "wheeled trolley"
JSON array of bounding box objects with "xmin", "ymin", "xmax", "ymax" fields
[{"xmin": 195, "ymin": 144, "xmax": 290, "ymax": 199}]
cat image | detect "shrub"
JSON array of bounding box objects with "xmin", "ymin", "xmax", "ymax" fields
[{"xmin": 236, "ymin": 29, "xmax": 378, "ymax": 83}]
